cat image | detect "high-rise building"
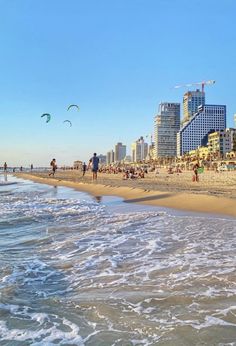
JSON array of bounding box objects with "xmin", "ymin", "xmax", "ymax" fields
[
  {"xmin": 154, "ymin": 102, "xmax": 180, "ymax": 158},
  {"xmin": 183, "ymin": 89, "xmax": 205, "ymax": 125},
  {"xmin": 106, "ymin": 150, "xmax": 115, "ymax": 165},
  {"xmin": 177, "ymin": 104, "xmax": 226, "ymax": 156},
  {"xmin": 114, "ymin": 142, "xmax": 126, "ymax": 162},
  {"xmin": 131, "ymin": 136, "xmax": 148, "ymax": 162},
  {"xmin": 234, "ymin": 114, "xmax": 236, "ymax": 128}
]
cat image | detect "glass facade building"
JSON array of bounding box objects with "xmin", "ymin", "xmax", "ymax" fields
[
  {"xmin": 177, "ymin": 104, "xmax": 226, "ymax": 156},
  {"xmin": 183, "ymin": 89, "xmax": 205, "ymax": 125}
]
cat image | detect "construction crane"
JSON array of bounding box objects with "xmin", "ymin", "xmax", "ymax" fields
[{"xmin": 174, "ymin": 80, "xmax": 215, "ymax": 93}]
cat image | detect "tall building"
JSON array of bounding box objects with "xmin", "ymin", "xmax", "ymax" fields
[
  {"xmin": 234, "ymin": 114, "xmax": 236, "ymax": 128},
  {"xmin": 106, "ymin": 150, "xmax": 114, "ymax": 165},
  {"xmin": 177, "ymin": 104, "xmax": 226, "ymax": 156},
  {"xmin": 131, "ymin": 136, "xmax": 148, "ymax": 162},
  {"xmin": 183, "ymin": 89, "xmax": 205, "ymax": 125},
  {"xmin": 154, "ymin": 102, "xmax": 180, "ymax": 158},
  {"xmin": 114, "ymin": 142, "xmax": 126, "ymax": 162}
]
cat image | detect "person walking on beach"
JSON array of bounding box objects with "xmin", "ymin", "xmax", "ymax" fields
[
  {"xmin": 82, "ymin": 162, "xmax": 87, "ymax": 176},
  {"xmin": 49, "ymin": 158, "xmax": 57, "ymax": 177},
  {"xmin": 89, "ymin": 153, "xmax": 99, "ymax": 181},
  {"xmin": 3, "ymin": 162, "xmax": 7, "ymax": 172}
]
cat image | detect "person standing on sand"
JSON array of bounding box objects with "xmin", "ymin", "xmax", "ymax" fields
[
  {"xmin": 3, "ymin": 162, "xmax": 7, "ymax": 172},
  {"xmin": 89, "ymin": 153, "xmax": 99, "ymax": 181},
  {"xmin": 192, "ymin": 163, "xmax": 199, "ymax": 182},
  {"xmin": 49, "ymin": 158, "xmax": 57, "ymax": 177},
  {"xmin": 82, "ymin": 162, "xmax": 87, "ymax": 176}
]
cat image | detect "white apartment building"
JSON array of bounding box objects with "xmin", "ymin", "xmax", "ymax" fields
[
  {"xmin": 154, "ymin": 102, "xmax": 180, "ymax": 158},
  {"xmin": 177, "ymin": 104, "xmax": 226, "ymax": 156},
  {"xmin": 131, "ymin": 136, "xmax": 148, "ymax": 162},
  {"xmin": 208, "ymin": 128, "xmax": 236, "ymax": 155}
]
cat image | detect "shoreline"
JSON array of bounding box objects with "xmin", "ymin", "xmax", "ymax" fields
[{"xmin": 16, "ymin": 172, "xmax": 236, "ymax": 218}]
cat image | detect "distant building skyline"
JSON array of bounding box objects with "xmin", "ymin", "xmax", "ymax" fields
[
  {"xmin": 99, "ymin": 89, "xmax": 235, "ymax": 163},
  {"xmin": 77, "ymin": 88, "xmax": 236, "ymax": 164},
  {"xmin": 83, "ymin": 89, "xmax": 234, "ymax": 163}
]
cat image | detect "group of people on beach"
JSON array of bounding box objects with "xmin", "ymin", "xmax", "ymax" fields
[
  {"xmin": 47, "ymin": 153, "xmax": 205, "ymax": 184},
  {"xmin": 48, "ymin": 153, "xmax": 100, "ymax": 181},
  {"xmin": 0, "ymin": 162, "xmax": 34, "ymax": 173},
  {"xmin": 122, "ymin": 168, "xmax": 145, "ymax": 180},
  {"xmin": 1, "ymin": 162, "xmax": 24, "ymax": 173},
  {"xmin": 2, "ymin": 155, "xmax": 203, "ymax": 185}
]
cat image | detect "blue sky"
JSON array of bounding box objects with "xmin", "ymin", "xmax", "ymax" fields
[{"xmin": 0, "ymin": 0, "xmax": 235, "ymax": 166}]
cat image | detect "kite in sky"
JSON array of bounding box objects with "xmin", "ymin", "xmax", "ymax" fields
[
  {"xmin": 41, "ymin": 113, "xmax": 51, "ymax": 123},
  {"xmin": 67, "ymin": 104, "xmax": 79, "ymax": 111},
  {"xmin": 63, "ymin": 120, "xmax": 72, "ymax": 127}
]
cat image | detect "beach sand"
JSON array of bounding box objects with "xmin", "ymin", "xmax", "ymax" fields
[{"xmin": 16, "ymin": 169, "xmax": 236, "ymax": 217}]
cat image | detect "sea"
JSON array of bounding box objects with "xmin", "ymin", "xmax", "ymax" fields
[{"xmin": 0, "ymin": 175, "xmax": 236, "ymax": 346}]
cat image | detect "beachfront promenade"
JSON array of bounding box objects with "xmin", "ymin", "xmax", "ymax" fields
[{"xmin": 17, "ymin": 168, "xmax": 236, "ymax": 217}]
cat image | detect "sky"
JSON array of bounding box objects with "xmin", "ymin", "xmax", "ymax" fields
[{"xmin": 0, "ymin": 0, "xmax": 236, "ymax": 166}]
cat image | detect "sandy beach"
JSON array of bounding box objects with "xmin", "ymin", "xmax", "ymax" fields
[{"xmin": 17, "ymin": 169, "xmax": 236, "ymax": 217}]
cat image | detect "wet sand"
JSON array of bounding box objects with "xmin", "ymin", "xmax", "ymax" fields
[{"xmin": 16, "ymin": 170, "xmax": 236, "ymax": 217}]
